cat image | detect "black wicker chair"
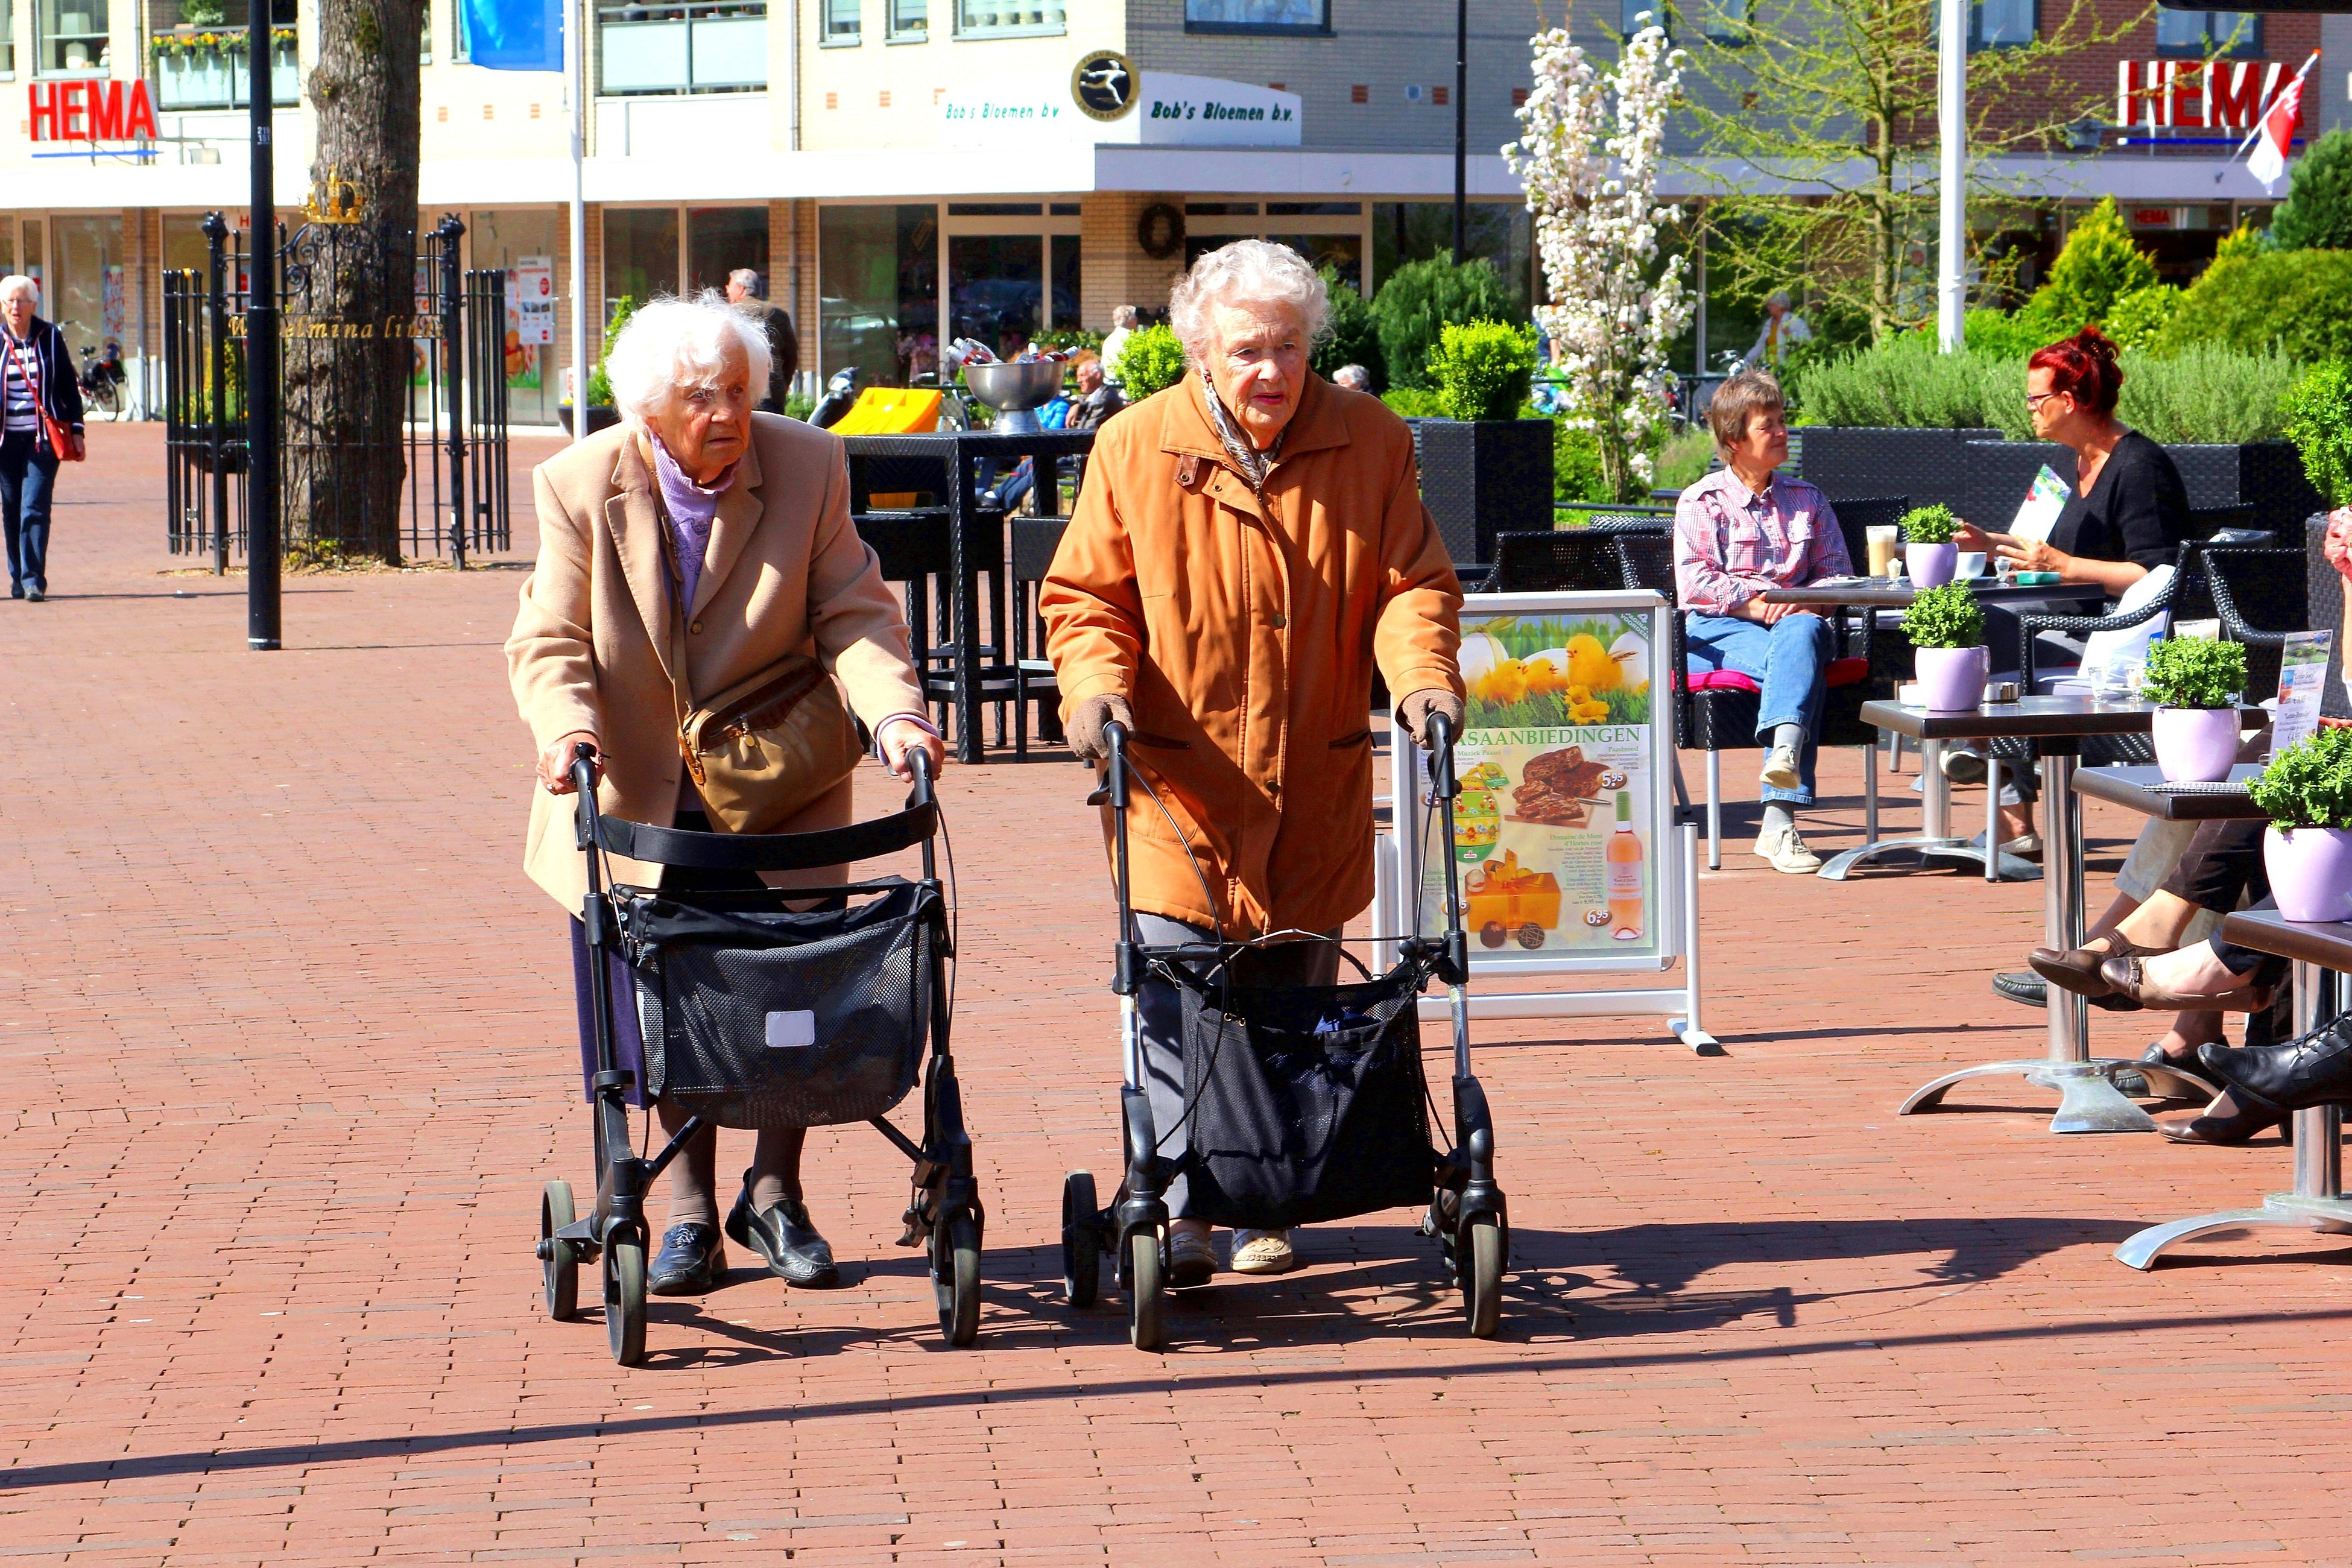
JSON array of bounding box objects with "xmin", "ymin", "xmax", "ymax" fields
[
  {"xmin": 855, "ymin": 509, "xmax": 954, "ymax": 721},
  {"xmin": 1827, "ymin": 496, "xmax": 1910, "ymax": 575},
  {"xmin": 1488, "ymin": 530, "xmax": 1634, "ymax": 593},
  {"xmin": 2205, "ymin": 545, "xmax": 2312, "ymax": 702},
  {"xmin": 1009, "ymin": 516, "xmax": 1069, "ymax": 759},
  {"xmin": 1616, "ymin": 533, "xmax": 1886, "ymax": 868}
]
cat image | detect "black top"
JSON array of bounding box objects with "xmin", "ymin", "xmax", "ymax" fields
[{"xmin": 2050, "ymin": 429, "xmax": 2187, "ymax": 572}]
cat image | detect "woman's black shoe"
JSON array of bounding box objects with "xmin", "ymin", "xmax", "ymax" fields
[
  {"xmin": 648, "ymin": 1222, "xmax": 726, "ymax": 1295},
  {"xmin": 2199, "ymin": 1017, "xmax": 2352, "ymax": 1111},
  {"xmin": 726, "ymin": 1184, "xmax": 841, "ymax": 1288},
  {"xmin": 1993, "ymin": 971, "xmax": 2046, "ymax": 1008}
]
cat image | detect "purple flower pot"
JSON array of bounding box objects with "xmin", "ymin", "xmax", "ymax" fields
[
  {"xmin": 2264, "ymin": 826, "xmax": 2352, "ymax": 924},
  {"xmin": 1906, "ymin": 542, "xmax": 1958, "ymax": 589},
  {"xmin": 2151, "ymin": 706, "xmax": 2240, "ymax": 783},
  {"xmin": 1914, "ymin": 644, "xmax": 1987, "ymax": 712}
]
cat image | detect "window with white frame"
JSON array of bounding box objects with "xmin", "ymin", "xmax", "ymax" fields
[
  {"xmin": 1184, "ymin": 0, "xmax": 1326, "ymax": 31},
  {"xmin": 889, "ymin": 0, "xmax": 925, "ymax": 36},
  {"xmin": 1970, "ymin": 0, "xmax": 2034, "ymax": 48},
  {"xmin": 37, "ymin": 0, "xmax": 106, "ymax": 73},
  {"xmin": 599, "ymin": 0, "xmax": 768, "ymax": 92},
  {"xmin": 2155, "ymin": 8, "xmax": 2259, "ymax": 55},
  {"xmin": 824, "ymin": 0, "xmax": 860, "ymax": 41},
  {"xmin": 956, "ymin": 0, "xmax": 1063, "ymax": 36}
]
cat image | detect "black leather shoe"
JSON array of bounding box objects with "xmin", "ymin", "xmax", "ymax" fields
[
  {"xmin": 1993, "ymin": 971, "xmax": 2046, "ymax": 1008},
  {"xmin": 726, "ymin": 1184, "xmax": 840, "ymax": 1288},
  {"xmin": 647, "ymin": 1222, "xmax": 726, "ymax": 1296},
  {"xmin": 2201, "ymin": 1017, "xmax": 2352, "ymax": 1111},
  {"xmin": 2158, "ymin": 1090, "xmax": 2292, "ymax": 1146}
]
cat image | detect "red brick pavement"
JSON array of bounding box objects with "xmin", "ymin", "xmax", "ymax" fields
[{"xmin": 0, "ymin": 425, "xmax": 2347, "ymax": 1566}]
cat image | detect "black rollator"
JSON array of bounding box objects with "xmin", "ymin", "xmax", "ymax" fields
[
  {"xmin": 539, "ymin": 742, "xmax": 983, "ymax": 1365},
  {"xmin": 1059, "ymin": 716, "xmax": 1508, "ymax": 1351}
]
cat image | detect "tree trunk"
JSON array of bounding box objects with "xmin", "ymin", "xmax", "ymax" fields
[{"xmin": 282, "ymin": 0, "xmax": 423, "ymax": 564}]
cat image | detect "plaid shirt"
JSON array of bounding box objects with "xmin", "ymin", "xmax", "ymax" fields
[{"xmin": 1673, "ymin": 468, "xmax": 1850, "ymax": 615}]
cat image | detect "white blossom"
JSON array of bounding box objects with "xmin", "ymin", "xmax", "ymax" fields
[{"xmin": 1505, "ymin": 19, "xmax": 1693, "ymax": 502}]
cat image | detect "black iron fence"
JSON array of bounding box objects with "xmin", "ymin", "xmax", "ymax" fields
[{"xmin": 163, "ymin": 212, "xmax": 512, "ymax": 567}]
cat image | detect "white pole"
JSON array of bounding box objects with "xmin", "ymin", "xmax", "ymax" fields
[
  {"xmin": 1935, "ymin": 0, "xmax": 1966, "ymax": 352},
  {"xmin": 564, "ymin": 0, "xmax": 590, "ymax": 444}
]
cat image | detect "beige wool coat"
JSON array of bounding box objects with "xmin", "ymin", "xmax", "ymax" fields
[{"xmin": 507, "ymin": 413, "xmax": 926, "ymax": 914}]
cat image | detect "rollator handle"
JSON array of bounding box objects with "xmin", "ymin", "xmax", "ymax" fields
[
  {"xmin": 1103, "ymin": 719, "xmax": 1131, "ymax": 811},
  {"xmin": 906, "ymin": 745, "xmax": 935, "ymax": 807},
  {"xmin": 1426, "ymin": 712, "xmax": 1458, "ymax": 801},
  {"xmin": 570, "ymin": 742, "xmax": 603, "ymax": 851}
]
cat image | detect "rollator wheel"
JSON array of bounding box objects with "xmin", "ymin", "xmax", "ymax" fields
[
  {"xmin": 604, "ymin": 1234, "xmax": 648, "ymax": 1367},
  {"xmin": 540, "ymin": 1181, "xmax": 578, "ymax": 1321},
  {"xmin": 1127, "ymin": 1230, "xmax": 1165, "ymax": 1352},
  {"xmin": 1061, "ymin": 1171, "xmax": 1099, "ymax": 1309},
  {"xmin": 934, "ymin": 1212, "xmax": 982, "ymax": 1347},
  {"xmin": 1462, "ymin": 1215, "xmax": 1504, "ymax": 1340}
]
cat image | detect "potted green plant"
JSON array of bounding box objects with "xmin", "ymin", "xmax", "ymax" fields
[
  {"xmin": 2247, "ymin": 726, "xmax": 2352, "ymax": 923},
  {"xmin": 2140, "ymin": 636, "xmax": 2247, "ymax": 782},
  {"xmin": 2284, "ymin": 359, "xmax": 2352, "ymax": 537},
  {"xmin": 1412, "ymin": 320, "xmax": 1552, "ymax": 565},
  {"xmin": 1901, "ymin": 503, "xmax": 1959, "ymax": 589},
  {"xmin": 560, "ymin": 295, "xmax": 634, "ymax": 435},
  {"xmin": 1902, "ymin": 581, "xmax": 1987, "ymax": 712}
]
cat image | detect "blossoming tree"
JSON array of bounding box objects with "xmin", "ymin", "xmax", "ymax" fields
[{"xmin": 1505, "ymin": 19, "xmax": 1691, "ymax": 505}]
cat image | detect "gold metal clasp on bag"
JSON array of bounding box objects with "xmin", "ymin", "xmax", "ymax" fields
[{"xmin": 678, "ymin": 729, "xmax": 708, "ymax": 786}]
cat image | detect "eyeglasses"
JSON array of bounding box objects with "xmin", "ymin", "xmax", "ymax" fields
[{"xmin": 2023, "ymin": 390, "xmax": 2068, "ymax": 410}]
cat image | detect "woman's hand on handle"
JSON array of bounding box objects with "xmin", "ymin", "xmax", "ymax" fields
[
  {"xmin": 539, "ymin": 731, "xmax": 601, "ymax": 795},
  {"xmin": 879, "ymin": 718, "xmax": 947, "ymax": 782}
]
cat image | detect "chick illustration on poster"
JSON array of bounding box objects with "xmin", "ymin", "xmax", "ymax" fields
[{"xmin": 1423, "ymin": 609, "xmax": 1658, "ymax": 958}]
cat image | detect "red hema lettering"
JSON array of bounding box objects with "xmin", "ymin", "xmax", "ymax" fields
[{"xmin": 24, "ymin": 82, "xmax": 55, "ymax": 141}]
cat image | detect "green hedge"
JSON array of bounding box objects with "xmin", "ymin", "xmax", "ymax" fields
[{"xmin": 2159, "ymin": 247, "xmax": 2352, "ymax": 364}]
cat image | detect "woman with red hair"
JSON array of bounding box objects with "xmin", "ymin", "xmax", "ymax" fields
[{"xmin": 1949, "ymin": 325, "xmax": 2191, "ymax": 852}]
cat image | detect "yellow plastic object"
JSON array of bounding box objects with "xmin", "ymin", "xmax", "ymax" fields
[{"xmin": 830, "ymin": 387, "xmax": 942, "ymax": 436}]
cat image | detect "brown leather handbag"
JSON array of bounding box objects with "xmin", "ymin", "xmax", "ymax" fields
[{"xmin": 673, "ymin": 654, "xmax": 864, "ymax": 835}]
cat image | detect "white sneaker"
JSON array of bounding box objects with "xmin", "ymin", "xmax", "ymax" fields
[
  {"xmin": 1759, "ymin": 744, "xmax": 1801, "ymax": 791},
  {"xmin": 1754, "ymin": 826, "xmax": 1822, "ymax": 874},
  {"xmin": 1941, "ymin": 746, "xmax": 1988, "ymax": 785},
  {"xmin": 1230, "ymin": 1229, "xmax": 1298, "ymax": 1275}
]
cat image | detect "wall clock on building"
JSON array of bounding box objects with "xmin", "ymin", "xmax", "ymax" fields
[
  {"xmin": 1073, "ymin": 49, "xmax": 1139, "ymax": 121},
  {"xmin": 1135, "ymin": 203, "xmax": 1185, "ymax": 261}
]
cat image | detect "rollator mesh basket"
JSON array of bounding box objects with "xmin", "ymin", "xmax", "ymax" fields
[
  {"xmin": 1177, "ymin": 964, "xmax": 1434, "ymax": 1230},
  {"xmin": 616, "ymin": 880, "xmax": 937, "ymax": 1130}
]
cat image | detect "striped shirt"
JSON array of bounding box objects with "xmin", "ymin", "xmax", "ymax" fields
[{"xmin": 1, "ymin": 335, "xmax": 36, "ymax": 434}]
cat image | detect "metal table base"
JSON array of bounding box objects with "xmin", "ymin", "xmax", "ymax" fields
[
  {"xmin": 2117, "ymin": 961, "xmax": 2352, "ymax": 1269},
  {"xmin": 1899, "ymin": 747, "xmax": 2159, "ymax": 1134},
  {"xmin": 1818, "ymin": 738, "xmax": 2040, "ymax": 884}
]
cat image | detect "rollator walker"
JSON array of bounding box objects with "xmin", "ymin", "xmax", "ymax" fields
[
  {"xmin": 1058, "ymin": 716, "xmax": 1507, "ymax": 1350},
  {"xmin": 537, "ymin": 744, "xmax": 982, "ymax": 1365}
]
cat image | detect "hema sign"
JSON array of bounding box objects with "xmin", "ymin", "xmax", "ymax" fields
[
  {"xmin": 2116, "ymin": 59, "xmax": 2285, "ymax": 128},
  {"xmin": 939, "ymin": 72, "xmax": 1303, "ymax": 150}
]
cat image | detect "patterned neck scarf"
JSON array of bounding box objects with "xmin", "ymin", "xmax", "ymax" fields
[
  {"xmin": 646, "ymin": 429, "xmax": 736, "ymax": 614},
  {"xmin": 1200, "ymin": 368, "xmax": 1283, "ymax": 493}
]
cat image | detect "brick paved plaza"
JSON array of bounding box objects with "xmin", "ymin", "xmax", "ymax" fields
[{"xmin": 3, "ymin": 426, "xmax": 2350, "ymax": 1565}]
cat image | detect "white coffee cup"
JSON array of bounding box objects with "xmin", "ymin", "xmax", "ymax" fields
[{"xmin": 1956, "ymin": 551, "xmax": 1987, "ymax": 580}]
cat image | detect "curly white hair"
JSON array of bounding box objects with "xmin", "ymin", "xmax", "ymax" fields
[
  {"xmin": 1167, "ymin": 239, "xmax": 1330, "ymax": 368},
  {"xmin": 604, "ymin": 290, "xmax": 772, "ymax": 423}
]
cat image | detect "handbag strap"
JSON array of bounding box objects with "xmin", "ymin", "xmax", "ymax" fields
[{"xmin": 2, "ymin": 330, "xmax": 45, "ymax": 422}]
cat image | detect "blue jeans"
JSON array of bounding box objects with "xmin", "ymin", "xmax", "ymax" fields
[
  {"xmin": 1684, "ymin": 610, "xmax": 1832, "ymax": 806},
  {"xmin": 0, "ymin": 428, "xmax": 58, "ymax": 596}
]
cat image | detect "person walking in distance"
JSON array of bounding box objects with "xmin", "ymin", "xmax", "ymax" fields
[
  {"xmin": 726, "ymin": 269, "xmax": 800, "ymax": 412},
  {"xmin": 0, "ymin": 276, "xmax": 83, "ymax": 602}
]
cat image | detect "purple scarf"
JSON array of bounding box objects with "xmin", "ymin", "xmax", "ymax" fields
[{"xmin": 646, "ymin": 431, "xmax": 736, "ymax": 615}]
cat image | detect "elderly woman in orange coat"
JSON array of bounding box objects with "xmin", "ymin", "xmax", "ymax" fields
[{"xmin": 1041, "ymin": 240, "xmax": 1464, "ymax": 1287}]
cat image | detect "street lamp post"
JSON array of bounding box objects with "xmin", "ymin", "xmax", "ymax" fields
[
  {"xmin": 1453, "ymin": 0, "xmax": 1468, "ymax": 265},
  {"xmin": 245, "ymin": 0, "xmax": 280, "ymax": 648}
]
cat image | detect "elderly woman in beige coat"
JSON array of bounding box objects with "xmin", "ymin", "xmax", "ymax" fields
[{"xmin": 507, "ymin": 292, "xmax": 944, "ymax": 1298}]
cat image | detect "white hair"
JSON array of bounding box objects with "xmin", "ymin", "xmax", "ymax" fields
[
  {"xmin": 1111, "ymin": 304, "xmax": 1139, "ymax": 328},
  {"xmin": 1168, "ymin": 240, "xmax": 1329, "ymax": 368},
  {"xmin": 0, "ymin": 276, "xmax": 39, "ymax": 305},
  {"xmin": 1333, "ymin": 364, "xmax": 1371, "ymax": 390},
  {"xmin": 605, "ymin": 291, "xmax": 771, "ymax": 422}
]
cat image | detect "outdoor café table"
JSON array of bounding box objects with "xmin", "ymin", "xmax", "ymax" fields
[
  {"xmin": 2114, "ymin": 906, "xmax": 2352, "ymax": 1269},
  {"xmin": 1881, "ymin": 695, "xmax": 2181, "ymax": 1134},
  {"xmin": 841, "ymin": 429, "xmax": 1098, "ymax": 764},
  {"xmin": 2059, "ymin": 762, "xmax": 2277, "ymax": 1105},
  {"xmin": 1763, "ymin": 578, "xmax": 2101, "ymax": 886}
]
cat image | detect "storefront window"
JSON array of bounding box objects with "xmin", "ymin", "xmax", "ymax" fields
[
  {"xmin": 686, "ymin": 207, "xmax": 768, "ymax": 296},
  {"xmin": 470, "ymin": 209, "xmax": 566, "ymax": 428},
  {"xmin": 49, "ymin": 213, "xmax": 121, "ymax": 359},
  {"xmin": 1373, "ymin": 203, "xmax": 1532, "ymax": 314},
  {"xmin": 1184, "ymin": 0, "xmax": 1326, "ymax": 32},
  {"xmin": 38, "ymin": 0, "xmax": 106, "ymax": 72},
  {"xmin": 604, "ymin": 207, "xmax": 678, "ymax": 321},
  {"xmin": 820, "ymin": 204, "xmax": 937, "ymax": 386},
  {"xmin": 950, "ymin": 235, "xmax": 1042, "ymax": 358},
  {"xmin": 956, "ymin": 0, "xmax": 1064, "ymax": 38}
]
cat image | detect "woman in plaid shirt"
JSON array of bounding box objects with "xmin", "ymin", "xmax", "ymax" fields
[{"xmin": 1674, "ymin": 370, "xmax": 1849, "ymax": 874}]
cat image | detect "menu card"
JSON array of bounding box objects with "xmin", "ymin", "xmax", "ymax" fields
[
  {"xmin": 2269, "ymin": 630, "xmax": 2335, "ymax": 760},
  {"xmin": 2009, "ymin": 465, "xmax": 2072, "ymax": 544}
]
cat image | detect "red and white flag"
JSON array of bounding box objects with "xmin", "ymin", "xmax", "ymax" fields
[{"xmin": 2248, "ymin": 51, "xmax": 2318, "ymax": 191}]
